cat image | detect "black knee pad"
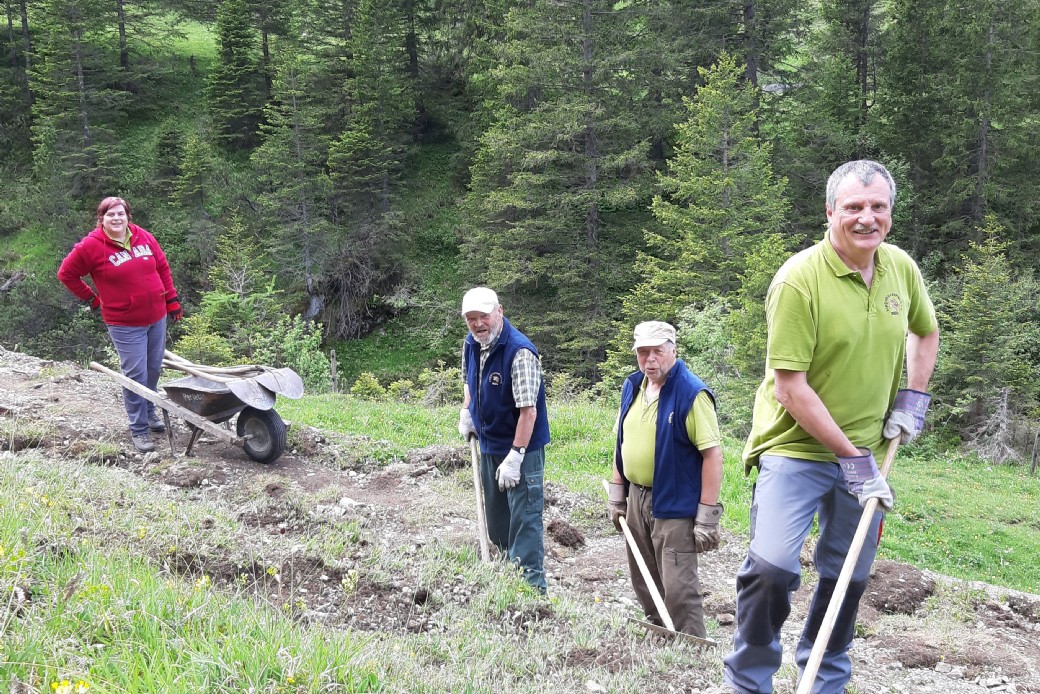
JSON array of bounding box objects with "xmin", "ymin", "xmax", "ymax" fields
[
  {"xmin": 735, "ymin": 552, "xmax": 801, "ymax": 646},
  {"xmin": 800, "ymin": 576, "xmax": 869, "ymax": 652}
]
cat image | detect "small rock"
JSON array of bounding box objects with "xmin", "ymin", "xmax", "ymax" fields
[{"xmin": 585, "ymin": 681, "xmax": 607, "ymax": 693}]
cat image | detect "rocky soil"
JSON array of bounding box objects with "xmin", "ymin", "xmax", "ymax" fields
[{"xmin": 2, "ymin": 345, "xmax": 1039, "ymax": 693}]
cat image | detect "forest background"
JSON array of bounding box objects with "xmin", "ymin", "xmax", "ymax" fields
[{"xmin": 0, "ymin": 0, "xmax": 1039, "ymax": 463}]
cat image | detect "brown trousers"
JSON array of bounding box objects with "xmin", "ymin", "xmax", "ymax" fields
[{"xmin": 625, "ymin": 484, "xmax": 706, "ymax": 637}]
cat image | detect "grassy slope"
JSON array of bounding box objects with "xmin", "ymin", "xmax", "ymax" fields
[
  {"xmin": 279, "ymin": 396, "xmax": 1040, "ymax": 594},
  {"xmin": 3, "ymin": 383, "xmax": 1037, "ymax": 691},
  {"xmin": 332, "ymin": 140, "xmax": 471, "ymax": 387}
]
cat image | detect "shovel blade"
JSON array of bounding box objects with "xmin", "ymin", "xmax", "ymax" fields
[
  {"xmin": 227, "ymin": 379, "xmax": 277, "ymax": 410},
  {"xmin": 627, "ymin": 617, "xmax": 719, "ymax": 648},
  {"xmin": 255, "ymin": 368, "xmax": 304, "ymax": 399}
]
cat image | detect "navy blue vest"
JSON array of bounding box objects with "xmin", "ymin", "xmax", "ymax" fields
[
  {"xmin": 464, "ymin": 318, "xmax": 550, "ymax": 456},
  {"xmin": 615, "ymin": 359, "xmax": 713, "ymax": 519}
]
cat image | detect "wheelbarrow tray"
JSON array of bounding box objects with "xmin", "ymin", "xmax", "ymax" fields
[{"xmin": 163, "ymin": 375, "xmax": 249, "ymax": 423}]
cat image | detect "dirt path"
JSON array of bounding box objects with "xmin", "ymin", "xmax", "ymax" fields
[{"xmin": 2, "ymin": 346, "xmax": 1038, "ymax": 693}]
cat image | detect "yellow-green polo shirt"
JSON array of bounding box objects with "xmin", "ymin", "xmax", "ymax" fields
[
  {"xmin": 742, "ymin": 236, "xmax": 937, "ymax": 470},
  {"xmin": 620, "ymin": 382, "xmax": 720, "ymax": 487}
]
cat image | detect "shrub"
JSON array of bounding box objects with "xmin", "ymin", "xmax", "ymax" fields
[
  {"xmin": 252, "ymin": 315, "xmax": 332, "ymax": 394},
  {"xmin": 546, "ymin": 371, "xmax": 588, "ymax": 403},
  {"xmin": 172, "ymin": 315, "xmax": 235, "ymax": 366},
  {"xmin": 417, "ymin": 361, "xmax": 462, "ymax": 406},
  {"xmin": 387, "ymin": 379, "xmax": 417, "ymax": 403},
  {"xmin": 351, "ymin": 372, "xmax": 385, "ymax": 400}
]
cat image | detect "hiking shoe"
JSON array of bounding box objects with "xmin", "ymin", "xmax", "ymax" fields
[
  {"xmin": 132, "ymin": 434, "xmax": 156, "ymax": 453},
  {"xmin": 148, "ymin": 412, "xmax": 166, "ymax": 432}
]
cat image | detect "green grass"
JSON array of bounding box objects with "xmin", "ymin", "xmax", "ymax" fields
[
  {"xmin": 880, "ymin": 447, "xmax": 1040, "ymax": 593},
  {"xmin": 0, "ymin": 453, "xmax": 370, "ymax": 692}
]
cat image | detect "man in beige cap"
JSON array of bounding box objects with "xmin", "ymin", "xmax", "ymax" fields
[
  {"xmin": 458, "ymin": 287, "xmax": 550, "ymax": 593},
  {"xmin": 607, "ymin": 320, "xmax": 724, "ymax": 636}
]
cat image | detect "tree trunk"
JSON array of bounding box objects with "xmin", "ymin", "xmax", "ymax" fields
[
  {"xmin": 116, "ymin": 0, "xmax": 129, "ymax": 71},
  {"xmin": 581, "ymin": 0, "xmax": 602, "ymax": 324},
  {"xmin": 6, "ymin": 1, "xmax": 15, "ymax": 68},
  {"xmin": 18, "ymin": 0, "xmax": 29, "ymax": 75},
  {"xmin": 261, "ymin": 26, "xmax": 272, "ymax": 102},
  {"xmin": 972, "ymin": 20, "xmax": 994, "ymax": 225},
  {"xmin": 72, "ymin": 26, "xmax": 93, "ymax": 149}
]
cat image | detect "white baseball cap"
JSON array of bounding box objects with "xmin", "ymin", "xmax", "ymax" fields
[
  {"xmin": 461, "ymin": 287, "xmax": 499, "ymax": 315},
  {"xmin": 632, "ymin": 321, "xmax": 676, "ymax": 349}
]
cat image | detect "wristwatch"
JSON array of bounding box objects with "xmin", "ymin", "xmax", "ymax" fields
[{"xmin": 511, "ymin": 445, "xmax": 526, "ymax": 455}]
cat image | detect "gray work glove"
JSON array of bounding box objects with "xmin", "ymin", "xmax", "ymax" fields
[
  {"xmin": 495, "ymin": 448, "xmax": 524, "ymax": 491},
  {"xmin": 883, "ymin": 389, "xmax": 932, "ymax": 444},
  {"xmin": 838, "ymin": 447, "xmax": 894, "ymax": 512},
  {"xmin": 607, "ymin": 482, "xmax": 626, "ymax": 532},
  {"xmin": 458, "ymin": 408, "xmax": 476, "ymax": 441},
  {"xmin": 694, "ymin": 502, "xmax": 724, "ymax": 553}
]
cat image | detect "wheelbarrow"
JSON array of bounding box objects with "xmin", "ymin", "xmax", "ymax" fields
[{"xmin": 89, "ymin": 353, "xmax": 304, "ymax": 464}]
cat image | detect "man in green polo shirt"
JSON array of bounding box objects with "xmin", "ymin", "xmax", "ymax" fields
[
  {"xmin": 607, "ymin": 320, "xmax": 724, "ymax": 637},
  {"xmin": 720, "ymin": 160, "xmax": 940, "ymax": 694}
]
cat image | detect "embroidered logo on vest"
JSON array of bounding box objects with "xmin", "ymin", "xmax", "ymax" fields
[{"xmin": 489, "ymin": 372, "xmax": 502, "ymax": 386}]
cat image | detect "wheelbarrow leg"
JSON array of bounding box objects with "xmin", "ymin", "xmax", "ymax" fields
[
  {"xmin": 184, "ymin": 424, "xmax": 204, "ymax": 457},
  {"xmin": 162, "ymin": 409, "xmax": 175, "ymax": 454}
]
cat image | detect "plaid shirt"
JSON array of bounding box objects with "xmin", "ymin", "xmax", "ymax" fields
[{"xmin": 463, "ymin": 339, "xmax": 543, "ymax": 408}]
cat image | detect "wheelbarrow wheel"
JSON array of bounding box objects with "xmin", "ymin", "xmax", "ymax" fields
[{"xmin": 236, "ymin": 406, "xmax": 287, "ymax": 464}]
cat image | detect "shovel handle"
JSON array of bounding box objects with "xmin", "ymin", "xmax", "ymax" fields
[
  {"xmin": 470, "ymin": 437, "xmax": 492, "ymax": 562},
  {"xmin": 601, "ymin": 479, "xmax": 677, "ymax": 633},
  {"xmin": 796, "ymin": 437, "xmax": 900, "ymax": 694}
]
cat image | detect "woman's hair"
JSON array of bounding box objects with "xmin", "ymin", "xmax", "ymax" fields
[{"xmin": 96, "ymin": 196, "xmax": 132, "ymax": 224}]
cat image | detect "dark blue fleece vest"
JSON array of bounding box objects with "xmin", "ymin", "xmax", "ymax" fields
[
  {"xmin": 464, "ymin": 318, "xmax": 550, "ymax": 456},
  {"xmin": 615, "ymin": 359, "xmax": 713, "ymax": 519}
]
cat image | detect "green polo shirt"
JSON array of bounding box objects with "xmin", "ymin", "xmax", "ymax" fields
[
  {"xmin": 742, "ymin": 236, "xmax": 937, "ymax": 470},
  {"xmin": 620, "ymin": 383, "xmax": 720, "ymax": 487}
]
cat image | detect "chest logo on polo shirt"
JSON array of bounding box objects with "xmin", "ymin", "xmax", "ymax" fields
[
  {"xmin": 883, "ymin": 293, "xmax": 903, "ymax": 316},
  {"xmin": 489, "ymin": 372, "xmax": 502, "ymax": 386}
]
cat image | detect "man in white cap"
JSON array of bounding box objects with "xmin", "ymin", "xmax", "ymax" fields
[
  {"xmin": 607, "ymin": 320, "xmax": 724, "ymax": 636},
  {"xmin": 458, "ymin": 286, "xmax": 550, "ymax": 593}
]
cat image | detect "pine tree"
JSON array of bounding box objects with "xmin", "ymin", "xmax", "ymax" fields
[
  {"xmin": 207, "ymin": 0, "xmax": 265, "ymax": 150},
  {"xmin": 463, "ymin": 0, "xmax": 652, "ymax": 379},
  {"xmin": 873, "ymin": 0, "xmax": 1040, "ymax": 264},
  {"xmin": 251, "ymin": 41, "xmax": 335, "ymax": 322},
  {"xmin": 29, "ymin": 0, "xmax": 124, "ymax": 199},
  {"xmin": 932, "ymin": 218, "xmax": 1040, "ymax": 462},
  {"xmin": 626, "ymin": 54, "xmax": 788, "ymax": 322}
]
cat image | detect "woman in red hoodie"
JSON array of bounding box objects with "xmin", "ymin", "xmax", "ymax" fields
[{"xmin": 58, "ymin": 197, "xmax": 183, "ymax": 452}]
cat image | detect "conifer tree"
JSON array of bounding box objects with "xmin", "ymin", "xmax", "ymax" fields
[
  {"xmin": 29, "ymin": 0, "xmax": 124, "ymax": 199},
  {"xmin": 463, "ymin": 0, "xmax": 652, "ymax": 378},
  {"xmin": 207, "ymin": 0, "xmax": 265, "ymax": 150},
  {"xmin": 932, "ymin": 218, "xmax": 1040, "ymax": 462},
  {"xmin": 874, "ymin": 0, "xmax": 1040, "ymax": 263},
  {"xmin": 625, "ymin": 54, "xmax": 788, "ymax": 323},
  {"xmin": 251, "ymin": 41, "xmax": 334, "ymax": 322}
]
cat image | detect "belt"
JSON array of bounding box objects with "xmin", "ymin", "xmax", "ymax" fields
[{"xmin": 630, "ymin": 482, "xmax": 652, "ymax": 493}]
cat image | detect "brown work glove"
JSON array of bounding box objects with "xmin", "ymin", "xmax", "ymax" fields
[
  {"xmin": 607, "ymin": 482, "xmax": 626, "ymax": 532},
  {"xmin": 693, "ymin": 502, "xmax": 723, "ymax": 553}
]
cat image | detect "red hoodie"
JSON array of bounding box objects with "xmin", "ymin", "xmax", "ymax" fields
[{"xmin": 57, "ymin": 223, "xmax": 178, "ymax": 327}]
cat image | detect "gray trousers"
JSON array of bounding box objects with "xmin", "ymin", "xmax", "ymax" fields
[
  {"xmin": 723, "ymin": 455, "xmax": 882, "ymax": 694},
  {"xmin": 625, "ymin": 484, "xmax": 706, "ymax": 637}
]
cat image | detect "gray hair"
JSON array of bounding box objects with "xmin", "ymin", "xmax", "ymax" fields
[{"xmin": 826, "ymin": 160, "xmax": 896, "ymax": 209}]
